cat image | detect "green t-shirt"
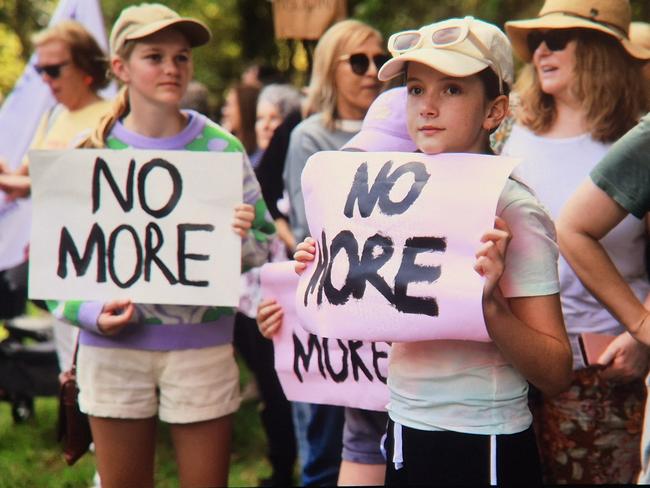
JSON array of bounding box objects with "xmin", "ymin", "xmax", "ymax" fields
[{"xmin": 590, "ymin": 114, "xmax": 650, "ymax": 219}]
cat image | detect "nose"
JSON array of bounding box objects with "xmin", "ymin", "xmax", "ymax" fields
[
  {"xmin": 534, "ymin": 41, "xmax": 551, "ymax": 58},
  {"xmin": 163, "ymin": 57, "xmax": 180, "ymax": 75},
  {"xmin": 420, "ymin": 95, "xmax": 438, "ymax": 118},
  {"xmin": 366, "ymin": 58, "xmax": 379, "ymax": 78},
  {"xmin": 41, "ymin": 73, "xmax": 56, "ymax": 87}
]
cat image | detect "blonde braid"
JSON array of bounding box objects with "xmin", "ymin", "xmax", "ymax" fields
[{"xmin": 79, "ymin": 86, "xmax": 130, "ymax": 148}]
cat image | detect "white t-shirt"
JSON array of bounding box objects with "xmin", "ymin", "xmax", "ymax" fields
[
  {"xmin": 388, "ymin": 179, "xmax": 560, "ymax": 435},
  {"xmin": 503, "ymin": 125, "xmax": 649, "ymax": 343}
]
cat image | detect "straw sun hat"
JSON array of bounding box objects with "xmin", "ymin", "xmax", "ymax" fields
[{"xmin": 505, "ymin": 0, "xmax": 650, "ymax": 62}]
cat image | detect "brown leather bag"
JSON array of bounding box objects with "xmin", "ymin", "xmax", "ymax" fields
[{"xmin": 57, "ymin": 342, "xmax": 92, "ymax": 466}]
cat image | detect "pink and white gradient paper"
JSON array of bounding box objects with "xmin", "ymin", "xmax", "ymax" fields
[
  {"xmin": 260, "ymin": 261, "xmax": 390, "ymax": 411},
  {"xmin": 296, "ymin": 151, "xmax": 520, "ymax": 343}
]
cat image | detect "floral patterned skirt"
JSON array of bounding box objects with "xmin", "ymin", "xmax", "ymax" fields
[{"xmin": 531, "ymin": 367, "xmax": 645, "ymax": 484}]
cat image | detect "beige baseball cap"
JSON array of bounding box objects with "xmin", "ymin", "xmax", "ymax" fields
[
  {"xmin": 505, "ymin": 0, "xmax": 650, "ymax": 62},
  {"xmin": 110, "ymin": 3, "xmax": 211, "ymax": 54},
  {"xmin": 378, "ymin": 17, "xmax": 514, "ymax": 92}
]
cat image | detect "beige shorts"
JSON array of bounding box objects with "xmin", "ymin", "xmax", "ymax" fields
[{"xmin": 77, "ymin": 344, "xmax": 241, "ymax": 424}]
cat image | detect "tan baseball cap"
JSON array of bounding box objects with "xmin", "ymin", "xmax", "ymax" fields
[
  {"xmin": 378, "ymin": 17, "xmax": 514, "ymax": 91},
  {"xmin": 110, "ymin": 3, "xmax": 211, "ymax": 54},
  {"xmin": 505, "ymin": 0, "xmax": 650, "ymax": 62}
]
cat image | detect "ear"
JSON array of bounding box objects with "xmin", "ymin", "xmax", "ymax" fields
[
  {"xmin": 483, "ymin": 94, "xmax": 509, "ymax": 132},
  {"xmin": 111, "ymin": 55, "xmax": 130, "ymax": 84}
]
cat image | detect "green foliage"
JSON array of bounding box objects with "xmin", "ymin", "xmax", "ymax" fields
[{"xmin": 0, "ymin": 24, "xmax": 24, "ymax": 97}]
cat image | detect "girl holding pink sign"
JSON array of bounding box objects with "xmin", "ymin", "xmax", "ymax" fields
[{"xmin": 295, "ymin": 16, "xmax": 572, "ymax": 486}]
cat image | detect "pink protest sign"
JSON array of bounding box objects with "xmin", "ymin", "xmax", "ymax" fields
[
  {"xmin": 297, "ymin": 151, "xmax": 521, "ymax": 342},
  {"xmin": 260, "ymin": 261, "xmax": 390, "ymax": 411}
]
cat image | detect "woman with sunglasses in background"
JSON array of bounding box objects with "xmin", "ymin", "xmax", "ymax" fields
[
  {"xmin": 0, "ymin": 20, "xmax": 112, "ymax": 201},
  {"xmin": 0, "ymin": 20, "xmax": 112, "ymax": 379},
  {"xmin": 282, "ymin": 18, "xmax": 389, "ymax": 486},
  {"xmin": 502, "ymin": 0, "xmax": 650, "ymax": 483}
]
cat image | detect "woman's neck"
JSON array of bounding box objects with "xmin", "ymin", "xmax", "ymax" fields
[
  {"xmin": 544, "ymin": 94, "xmax": 589, "ymax": 138},
  {"xmin": 122, "ymin": 98, "xmax": 187, "ymax": 138},
  {"xmin": 335, "ymin": 101, "xmax": 365, "ymax": 121},
  {"xmin": 66, "ymin": 90, "xmax": 101, "ymax": 112}
]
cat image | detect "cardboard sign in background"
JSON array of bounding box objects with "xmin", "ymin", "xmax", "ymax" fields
[
  {"xmin": 260, "ymin": 261, "xmax": 390, "ymax": 411},
  {"xmin": 297, "ymin": 151, "xmax": 520, "ymax": 343},
  {"xmin": 29, "ymin": 149, "xmax": 242, "ymax": 306},
  {"xmin": 272, "ymin": 0, "xmax": 347, "ymax": 40}
]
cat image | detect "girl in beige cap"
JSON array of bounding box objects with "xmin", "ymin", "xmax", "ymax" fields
[
  {"xmin": 502, "ymin": 0, "xmax": 650, "ymax": 484},
  {"xmin": 48, "ymin": 4, "xmax": 276, "ymax": 487}
]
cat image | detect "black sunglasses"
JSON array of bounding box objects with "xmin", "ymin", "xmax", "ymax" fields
[
  {"xmin": 34, "ymin": 61, "xmax": 70, "ymax": 79},
  {"xmin": 339, "ymin": 53, "xmax": 391, "ymax": 76},
  {"xmin": 527, "ymin": 30, "xmax": 577, "ymax": 54}
]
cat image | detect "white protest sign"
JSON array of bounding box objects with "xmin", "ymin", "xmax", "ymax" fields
[
  {"xmin": 261, "ymin": 261, "xmax": 390, "ymax": 411},
  {"xmin": 28, "ymin": 149, "xmax": 242, "ymax": 306},
  {"xmin": 296, "ymin": 151, "xmax": 520, "ymax": 342}
]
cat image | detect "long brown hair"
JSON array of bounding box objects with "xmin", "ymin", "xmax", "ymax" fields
[
  {"xmin": 515, "ymin": 29, "xmax": 647, "ymax": 142},
  {"xmin": 226, "ymin": 83, "xmax": 260, "ymax": 155}
]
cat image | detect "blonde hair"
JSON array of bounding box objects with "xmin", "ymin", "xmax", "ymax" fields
[
  {"xmin": 515, "ymin": 29, "xmax": 647, "ymax": 142},
  {"xmin": 81, "ymin": 40, "xmax": 139, "ymax": 148},
  {"xmin": 81, "ymin": 86, "xmax": 129, "ymax": 148},
  {"xmin": 305, "ymin": 19, "xmax": 382, "ymax": 130},
  {"xmin": 33, "ymin": 20, "xmax": 109, "ymax": 91}
]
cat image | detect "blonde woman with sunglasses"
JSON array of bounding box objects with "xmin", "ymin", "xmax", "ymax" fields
[
  {"xmin": 282, "ymin": 18, "xmax": 389, "ymax": 486},
  {"xmin": 502, "ymin": 0, "xmax": 650, "ymax": 483}
]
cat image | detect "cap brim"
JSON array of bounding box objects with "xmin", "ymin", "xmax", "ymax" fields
[
  {"xmin": 343, "ymin": 128, "xmax": 417, "ymax": 152},
  {"xmin": 378, "ymin": 48, "xmax": 491, "ymax": 81},
  {"xmin": 505, "ymin": 14, "xmax": 650, "ymax": 61},
  {"xmin": 126, "ymin": 18, "xmax": 211, "ymax": 48}
]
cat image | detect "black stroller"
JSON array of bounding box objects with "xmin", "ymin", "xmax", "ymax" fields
[{"xmin": 0, "ymin": 263, "xmax": 60, "ymax": 422}]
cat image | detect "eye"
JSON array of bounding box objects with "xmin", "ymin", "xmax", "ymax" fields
[
  {"xmin": 175, "ymin": 53, "xmax": 190, "ymax": 63},
  {"xmin": 145, "ymin": 53, "xmax": 162, "ymax": 62},
  {"xmin": 443, "ymin": 84, "xmax": 462, "ymax": 95},
  {"xmin": 407, "ymin": 84, "xmax": 424, "ymax": 96}
]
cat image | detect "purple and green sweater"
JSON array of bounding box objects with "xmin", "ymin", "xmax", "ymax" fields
[{"xmin": 47, "ymin": 110, "xmax": 275, "ymax": 351}]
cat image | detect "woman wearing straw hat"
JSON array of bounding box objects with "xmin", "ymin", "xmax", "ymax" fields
[{"xmin": 503, "ymin": 0, "xmax": 650, "ymax": 484}]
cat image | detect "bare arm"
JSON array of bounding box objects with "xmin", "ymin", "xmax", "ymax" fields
[
  {"xmin": 477, "ymin": 219, "xmax": 571, "ymax": 396},
  {"xmin": 483, "ymin": 291, "xmax": 572, "ymax": 396},
  {"xmin": 557, "ymin": 180, "xmax": 650, "ymax": 344}
]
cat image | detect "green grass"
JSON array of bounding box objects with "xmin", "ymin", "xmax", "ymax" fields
[
  {"xmin": 0, "ymin": 370, "xmax": 271, "ymax": 487},
  {"xmin": 0, "ymin": 304, "xmax": 275, "ymax": 486}
]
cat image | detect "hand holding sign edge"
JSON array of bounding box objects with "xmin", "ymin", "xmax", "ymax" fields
[
  {"xmin": 474, "ymin": 216, "xmax": 511, "ymax": 301},
  {"xmin": 257, "ymin": 298, "xmax": 284, "ymax": 339},
  {"xmin": 294, "ymin": 236, "xmax": 316, "ymax": 275},
  {"xmin": 232, "ymin": 203, "xmax": 255, "ymax": 237},
  {"xmin": 98, "ymin": 299, "xmax": 135, "ymax": 335}
]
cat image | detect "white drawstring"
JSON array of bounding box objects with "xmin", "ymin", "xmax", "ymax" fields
[
  {"xmin": 393, "ymin": 422, "xmax": 404, "ymax": 470},
  {"xmin": 490, "ymin": 434, "xmax": 497, "ymax": 485}
]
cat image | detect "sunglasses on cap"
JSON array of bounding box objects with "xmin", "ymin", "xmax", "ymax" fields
[
  {"xmin": 34, "ymin": 61, "xmax": 70, "ymax": 79},
  {"xmin": 527, "ymin": 30, "xmax": 577, "ymax": 54},
  {"xmin": 387, "ymin": 17, "xmax": 504, "ymax": 94},
  {"xmin": 339, "ymin": 52, "xmax": 391, "ymax": 76}
]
